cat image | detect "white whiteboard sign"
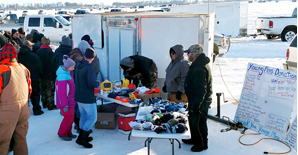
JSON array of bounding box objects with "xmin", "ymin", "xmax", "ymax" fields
[
  {"xmin": 284, "ymin": 116, "xmax": 297, "ymax": 151},
  {"xmin": 235, "ymin": 63, "xmax": 297, "ymax": 141}
]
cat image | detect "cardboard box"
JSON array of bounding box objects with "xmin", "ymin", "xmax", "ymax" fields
[
  {"xmin": 137, "ymin": 92, "xmax": 162, "ymax": 101},
  {"xmin": 95, "ymin": 104, "xmax": 118, "ymax": 129},
  {"xmin": 117, "ymin": 106, "xmax": 136, "ymax": 133}
]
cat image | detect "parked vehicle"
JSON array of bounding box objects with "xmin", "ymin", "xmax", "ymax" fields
[
  {"xmin": 214, "ymin": 33, "xmax": 230, "ymax": 57},
  {"xmin": 110, "ymin": 9, "xmax": 124, "ymax": 12},
  {"xmin": 0, "ymin": 14, "xmax": 18, "ymax": 25},
  {"xmin": 74, "ymin": 10, "xmax": 90, "ymax": 15},
  {"xmin": 38, "ymin": 10, "xmax": 46, "ymax": 15},
  {"xmin": 62, "ymin": 15, "xmax": 72, "ymax": 23},
  {"xmin": 22, "ymin": 10, "xmax": 29, "ymax": 17},
  {"xmin": 283, "ymin": 35, "xmax": 297, "ymax": 72},
  {"xmin": 57, "ymin": 11, "xmax": 69, "ymax": 15},
  {"xmin": 0, "ymin": 10, "xmax": 5, "ymax": 17},
  {"xmin": 0, "ymin": 14, "xmax": 71, "ymax": 42},
  {"xmin": 71, "ymin": 12, "xmax": 218, "ymax": 87},
  {"xmin": 255, "ymin": 7, "xmax": 297, "ymax": 42}
]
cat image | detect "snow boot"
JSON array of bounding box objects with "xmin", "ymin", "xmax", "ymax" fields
[
  {"xmin": 76, "ymin": 130, "xmax": 93, "ymax": 146},
  {"xmin": 80, "ymin": 130, "xmax": 93, "ymax": 148}
]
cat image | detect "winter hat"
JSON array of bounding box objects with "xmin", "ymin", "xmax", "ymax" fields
[
  {"xmin": 84, "ymin": 47, "xmax": 95, "ymax": 59},
  {"xmin": 184, "ymin": 44, "xmax": 204, "ymax": 57},
  {"xmin": 81, "ymin": 34, "xmax": 91, "ymax": 42},
  {"xmin": 61, "ymin": 35, "xmax": 70, "ymax": 46},
  {"xmin": 30, "ymin": 29, "xmax": 38, "ymax": 35},
  {"xmin": 18, "ymin": 27, "xmax": 25, "ymax": 35},
  {"xmin": 120, "ymin": 57, "xmax": 134, "ymax": 69},
  {"xmin": 23, "ymin": 40, "xmax": 35, "ymax": 47},
  {"xmin": 63, "ymin": 55, "xmax": 75, "ymax": 68},
  {"xmin": 78, "ymin": 40, "xmax": 90, "ymax": 55},
  {"xmin": 0, "ymin": 43, "xmax": 17, "ymax": 61},
  {"xmin": 25, "ymin": 34, "xmax": 33, "ymax": 41},
  {"xmin": 41, "ymin": 36, "xmax": 50, "ymax": 46},
  {"xmin": 11, "ymin": 29, "xmax": 17, "ymax": 35}
]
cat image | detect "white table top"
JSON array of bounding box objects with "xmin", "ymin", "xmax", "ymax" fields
[{"xmin": 95, "ymin": 93, "xmax": 139, "ymax": 108}]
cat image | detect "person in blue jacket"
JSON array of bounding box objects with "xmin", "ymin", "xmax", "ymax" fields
[{"xmin": 74, "ymin": 47, "xmax": 100, "ymax": 148}]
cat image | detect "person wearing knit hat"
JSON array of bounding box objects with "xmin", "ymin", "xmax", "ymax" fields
[
  {"xmin": 61, "ymin": 35, "xmax": 71, "ymax": 47},
  {"xmin": 182, "ymin": 43, "xmax": 212, "ymax": 152},
  {"xmin": 11, "ymin": 29, "xmax": 18, "ymax": 36},
  {"xmin": 56, "ymin": 55, "xmax": 77, "ymax": 141},
  {"xmin": 62, "ymin": 55, "xmax": 75, "ymax": 69},
  {"xmin": 11, "ymin": 28, "xmax": 23, "ymax": 48},
  {"xmin": 52, "ymin": 35, "xmax": 72, "ymax": 72},
  {"xmin": 18, "ymin": 27, "xmax": 26, "ymax": 43},
  {"xmin": 0, "ymin": 42, "xmax": 32, "ymax": 155},
  {"xmin": 120, "ymin": 55, "xmax": 158, "ymax": 89},
  {"xmin": 74, "ymin": 46, "xmax": 100, "ymax": 148},
  {"xmin": 36, "ymin": 36, "xmax": 55, "ymax": 110},
  {"xmin": 18, "ymin": 38, "xmax": 44, "ymax": 116}
]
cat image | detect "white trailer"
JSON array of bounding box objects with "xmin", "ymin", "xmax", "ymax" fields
[
  {"xmin": 72, "ymin": 11, "xmax": 214, "ymax": 88},
  {"xmin": 170, "ymin": 2, "xmax": 248, "ymax": 37}
]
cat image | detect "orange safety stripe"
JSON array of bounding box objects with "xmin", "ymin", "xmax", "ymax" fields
[{"xmin": 0, "ymin": 65, "xmax": 11, "ymax": 94}]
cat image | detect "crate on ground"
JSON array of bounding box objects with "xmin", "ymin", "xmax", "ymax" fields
[{"xmin": 95, "ymin": 104, "xmax": 118, "ymax": 129}]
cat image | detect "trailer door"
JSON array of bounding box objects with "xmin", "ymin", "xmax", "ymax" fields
[
  {"xmin": 216, "ymin": 6, "xmax": 233, "ymax": 36},
  {"xmin": 108, "ymin": 28, "xmax": 134, "ymax": 82}
]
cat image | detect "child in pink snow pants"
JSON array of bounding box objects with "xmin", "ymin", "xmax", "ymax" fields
[{"xmin": 56, "ymin": 55, "xmax": 76, "ymax": 141}]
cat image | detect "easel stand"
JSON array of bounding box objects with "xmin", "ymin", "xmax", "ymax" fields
[{"xmin": 207, "ymin": 92, "xmax": 246, "ymax": 132}]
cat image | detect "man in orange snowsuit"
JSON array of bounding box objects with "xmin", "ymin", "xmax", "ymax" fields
[{"xmin": 0, "ymin": 43, "xmax": 32, "ymax": 155}]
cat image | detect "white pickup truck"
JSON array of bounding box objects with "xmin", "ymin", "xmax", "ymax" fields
[
  {"xmin": 0, "ymin": 14, "xmax": 71, "ymax": 42},
  {"xmin": 255, "ymin": 7, "xmax": 297, "ymax": 42}
]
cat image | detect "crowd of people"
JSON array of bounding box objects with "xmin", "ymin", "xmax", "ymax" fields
[{"xmin": 0, "ymin": 27, "xmax": 213, "ymax": 154}]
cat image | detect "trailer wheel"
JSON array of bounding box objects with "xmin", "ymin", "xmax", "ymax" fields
[{"xmin": 281, "ymin": 28, "xmax": 296, "ymax": 42}]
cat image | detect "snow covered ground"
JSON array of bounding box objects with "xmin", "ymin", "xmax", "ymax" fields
[{"xmin": 8, "ymin": 2, "xmax": 297, "ymax": 155}]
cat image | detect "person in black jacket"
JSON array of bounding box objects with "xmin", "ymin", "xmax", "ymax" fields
[
  {"xmin": 52, "ymin": 35, "xmax": 72, "ymax": 72},
  {"xmin": 182, "ymin": 44, "xmax": 213, "ymax": 152},
  {"xmin": 18, "ymin": 40, "xmax": 44, "ymax": 116},
  {"xmin": 120, "ymin": 55, "xmax": 158, "ymax": 89},
  {"xmin": 74, "ymin": 48, "xmax": 100, "ymax": 148},
  {"xmin": 36, "ymin": 36, "xmax": 57, "ymax": 110}
]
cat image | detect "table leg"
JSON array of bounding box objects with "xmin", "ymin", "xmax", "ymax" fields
[
  {"xmin": 128, "ymin": 131, "xmax": 131, "ymax": 141},
  {"xmin": 171, "ymin": 139, "xmax": 175, "ymax": 155},
  {"xmin": 175, "ymin": 139, "xmax": 181, "ymax": 148},
  {"xmin": 147, "ymin": 138, "xmax": 153, "ymax": 155}
]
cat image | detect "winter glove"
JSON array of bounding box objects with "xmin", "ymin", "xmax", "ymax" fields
[
  {"xmin": 63, "ymin": 107, "xmax": 68, "ymax": 112},
  {"xmin": 162, "ymin": 85, "xmax": 167, "ymax": 93},
  {"xmin": 176, "ymin": 91, "xmax": 182, "ymax": 100}
]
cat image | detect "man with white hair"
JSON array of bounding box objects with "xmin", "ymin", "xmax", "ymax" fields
[{"xmin": 182, "ymin": 44, "xmax": 213, "ymax": 152}]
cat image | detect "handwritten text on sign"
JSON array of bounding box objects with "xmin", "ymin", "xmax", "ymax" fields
[
  {"xmin": 235, "ymin": 63, "xmax": 297, "ymax": 141},
  {"xmin": 284, "ymin": 116, "xmax": 297, "ymax": 151}
]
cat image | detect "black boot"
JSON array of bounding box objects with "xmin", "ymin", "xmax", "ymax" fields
[
  {"xmin": 80, "ymin": 130, "xmax": 93, "ymax": 148},
  {"xmin": 76, "ymin": 130, "xmax": 93, "ymax": 146},
  {"xmin": 75, "ymin": 130, "xmax": 83, "ymax": 145}
]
